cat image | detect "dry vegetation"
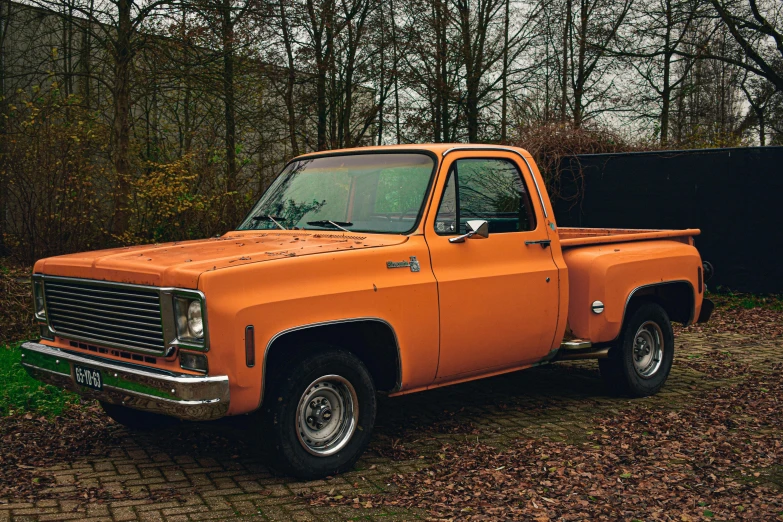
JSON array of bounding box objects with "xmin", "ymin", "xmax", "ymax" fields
[
  {"xmin": 0, "ymin": 263, "xmax": 35, "ymax": 346},
  {"xmin": 511, "ymin": 124, "xmax": 643, "ymax": 203}
]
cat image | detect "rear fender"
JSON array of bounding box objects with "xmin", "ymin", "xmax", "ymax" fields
[{"xmin": 563, "ymin": 240, "xmax": 703, "ymax": 343}]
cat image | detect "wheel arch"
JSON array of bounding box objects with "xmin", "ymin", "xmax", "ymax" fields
[
  {"xmin": 259, "ymin": 318, "xmax": 402, "ymax": 407},
  {"xmin": 621, "ymin": 280, "xmax": 696, "ymax": 335}
]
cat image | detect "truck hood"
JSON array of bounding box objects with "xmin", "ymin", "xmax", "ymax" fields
[{"xmin": 33, "ymin": 231, "xmax": 409, "ymax": 288}]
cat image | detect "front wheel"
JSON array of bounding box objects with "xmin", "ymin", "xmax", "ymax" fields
[
  {"xmin": 261, "ymin": 349, "xmax": 376, "ymax": 479},
  {"xmin": 599, "ymin": 302, "xmax": 674, "ymax": 397}
]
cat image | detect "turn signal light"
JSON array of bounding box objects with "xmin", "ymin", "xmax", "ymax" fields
[
  {"xmin": 180, "ymin": 352, "xmax": 208, "ymax": 373},
  {"xmin": 246, "ymin": 325, "xmax": 255, "ymax": 368}
]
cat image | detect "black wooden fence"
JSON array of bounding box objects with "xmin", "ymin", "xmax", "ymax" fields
[{"xmin": 553, "ymin": 146, "xmax": 783, "ymax": 294}]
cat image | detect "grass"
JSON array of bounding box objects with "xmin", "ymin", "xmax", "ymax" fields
[
  {"xmin": 0, "ymin": 342, "xmax": 78, "ymax": 417},
  {"xmin": 709, "ymin": 290, "xmax": 783, "ymax": 311}
]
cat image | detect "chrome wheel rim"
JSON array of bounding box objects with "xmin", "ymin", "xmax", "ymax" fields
[
  {"xmin": 296, "ymin": 375, "xmax": 358, "ymax": 457},
  {"xmin": 632, "ymin": 321, "xmax": 664, "ymax": 378}
]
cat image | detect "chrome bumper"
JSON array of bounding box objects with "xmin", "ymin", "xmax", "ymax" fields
[{"xmin": 20, "ymin": 342, "xmax": 230, "ymax": 421}]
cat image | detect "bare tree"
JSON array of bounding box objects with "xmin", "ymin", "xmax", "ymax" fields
[
  {"xmin": 454, "ymin": 0, "xmax": 540, "ymax": 141},
  {"xmin": 567, "ymin": 0, "xmax": 633, "ymax": 127},
  {"xmin": 617, "ymin": 0, "xmax": 705, "ymax": 144},
  {"xmin": 706, "ymin": 0, "xmax": 783, "ymax": 92}
]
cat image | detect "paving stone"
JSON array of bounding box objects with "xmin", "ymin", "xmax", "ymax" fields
[
  {"xmin": 3, "ymin": 329, "xmax": 779, "ymax": 521},
  {"xmin": 112, "ymin": 506, "xmax": 139, "ymax": 521}
]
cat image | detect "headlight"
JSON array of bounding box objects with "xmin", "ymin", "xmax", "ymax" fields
[
  {"xmin": 174, "ymin": 297, "xmax": 204, "ymax": 341},
  {"xmin": 32, "ymin": 278, "xmax": 46, "ymax": 319}
]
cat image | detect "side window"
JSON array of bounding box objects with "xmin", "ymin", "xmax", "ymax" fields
[
  {"xmin": 434, "ymin": 158, "xmax": 536, "ymax": 235},
  {"xmin": 434, "ymin": 167, "xmax": 458, "ymax": 234}
]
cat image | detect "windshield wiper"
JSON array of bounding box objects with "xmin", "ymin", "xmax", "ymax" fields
[
  {"xmin": 251, "ymin": 214, "xmax": 287, "ymax": 230},
  {"xmin": 306, "ymin": 220, "xmax": 353, "ymax": 232}
]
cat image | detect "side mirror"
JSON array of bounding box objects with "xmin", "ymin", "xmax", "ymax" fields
[{"xmin": 449, "ymin": 220, "xmax": 489, "ymax": 244}]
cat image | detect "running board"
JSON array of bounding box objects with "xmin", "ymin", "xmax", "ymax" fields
[
  {"xmin": 557, "ymin": 347, "xmax": 610, "ymax": 360},
  {"xmin": 561, "ymin": 339, "xmax": 592, "ymax": 350},
  {"xmin": 556, "ymin": 339, "xmax": 610, "ymax": 360}
]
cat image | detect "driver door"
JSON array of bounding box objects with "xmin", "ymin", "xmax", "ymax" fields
[{"xmin": 424, "ymin": 153, "xmax": 561, "ymax": 380}]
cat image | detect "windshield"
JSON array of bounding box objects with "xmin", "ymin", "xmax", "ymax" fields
[{"xmin": 237, "ymin": 153, "xmax": 435, "ymax": 234}]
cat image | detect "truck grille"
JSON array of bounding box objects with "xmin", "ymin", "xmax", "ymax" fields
[{"xmin": 44, "ymin": 279, "xmax": 166, "ymax": 354}]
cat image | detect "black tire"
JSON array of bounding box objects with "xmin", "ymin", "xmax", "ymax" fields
[
  {"xmin": 599, "ymin": 302, "xmax": 674, "ymax": 397},
  {"xmin": 100, "ymin": 401, "xmax": 179, "ymax": 430},
  {"xmin": 261, "ymin": 349, "xmax": 376, "ymax": 480}
]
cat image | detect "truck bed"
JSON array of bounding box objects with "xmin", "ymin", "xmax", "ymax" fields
[{"xmin": 558, "ymin": 227, "xmax": 700, "ymax": 248}]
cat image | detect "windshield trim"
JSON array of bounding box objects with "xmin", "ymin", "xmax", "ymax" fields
[{"xmin": 238, "ymin": 149, "xmax": 440, "ymax": 236}]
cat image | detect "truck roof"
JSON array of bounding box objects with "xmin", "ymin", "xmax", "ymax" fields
[{"xmin": 294, "ymin": 143, "xmax": 534, "ymax": 160}]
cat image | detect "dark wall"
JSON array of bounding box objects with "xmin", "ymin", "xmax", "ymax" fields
[{"xmin": 554, "ymin": 147, "xmax": 783, "ymax": 294}]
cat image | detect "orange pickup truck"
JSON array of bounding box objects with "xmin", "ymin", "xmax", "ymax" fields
[{"xmin": 22, "ymin": 144, "xmax": 713, "ymax": 478}]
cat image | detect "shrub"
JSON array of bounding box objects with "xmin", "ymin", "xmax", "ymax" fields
[
  {"xmin": 1, "ymin": 84, "xmax": 109, "ymax": 264},
  {"xmin": 511, "ymin": 123, "xmax": 642, "ymax": 204}
]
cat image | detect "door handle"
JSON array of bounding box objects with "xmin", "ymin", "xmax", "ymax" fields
[{"xmin": 525, "ymin": 239, "xmax": 551, "ymax": 248}]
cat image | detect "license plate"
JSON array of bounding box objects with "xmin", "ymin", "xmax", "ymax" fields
[{"xmin": 74, "ymin": 365, "xmax": 103, "ymax": 391}]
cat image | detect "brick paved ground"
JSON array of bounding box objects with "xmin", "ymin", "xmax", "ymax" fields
[{"xmin": 0, "ymin": 328, "xmax": 779, "ymax": 521}]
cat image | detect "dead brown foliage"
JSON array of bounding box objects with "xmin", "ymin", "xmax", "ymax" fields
[
  {"xmin": 311, "ymin": 362, "xmax": 783, "ymax": 520},
  {"xmin": 683, "ymin": 306, "xmax": 783, "ymax": 340},
  {"xmin": 511, "ymin": 123, "xmax": 646, "ymax": 205},
  {"xmin": 0, "ymin": 263, "xmax": 35, "ymax": 345},
  {"xmin": 0, "ymin": 404, "xmax": 191, "ymax": 504}
]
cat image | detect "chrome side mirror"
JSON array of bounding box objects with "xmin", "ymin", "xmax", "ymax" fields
[{"xmin": 449, "ymin": 220, "xmax": 489, "ymax": 243}]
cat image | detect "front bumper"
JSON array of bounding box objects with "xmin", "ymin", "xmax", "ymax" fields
[{"xmin": 20, "ymin": 342, "xmax": 230, "ymax": 421}]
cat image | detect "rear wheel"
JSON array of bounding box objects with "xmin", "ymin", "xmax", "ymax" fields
[
  {"xmin": 100, "ymin": 402, "xmax": 178, "ymax": 430},
  {"xmin": 599, "ymin": 302, "xmax": 674, "ymax": 397},
  {"xmin": 261, "ymin": 349, "xmax": 376, "ymax": 479}
]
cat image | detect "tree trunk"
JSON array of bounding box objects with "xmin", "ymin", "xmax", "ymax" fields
[
  {"xmin": 560, "ymin": 0, "xmax": 571, "ymax": 123},
  {"xmin": 280, "ymin": 1, "xmax": 299, "ymax": 156},
  {"xmin": 572, "ymin": 0, "xmax": 587, "ymax": 128},
  {"xmin": 660, "ymin": 0, "xmax": 672, "ymax": 146},
  {"xmin": 456, "ymin": 0, "xmax": 480, "ymax": 142},
  {"xmin": 63, "ymin": 1, "xmax": 74, "ymax": 97},
  {"xmin": 341, "ymin": 18, "xmax": 358, "ymax": 149},
  {"xmin": 308, "ymin": 0, "xmax": 329, "ymax": 151},
  {"xmin": 500, "ymin": 0, "xmax": 509, "ymax": 142},
  {"xmin": 660, "ymin": 79, "xmax": 670, "ymax": 145},
  {"xmin": 109, "ymin": 0, "xmax": 133, "ymax": 238},
  {"xmin": 179, "ymin": 9, "xmax": 191, "ymax": 154},
  {"xmin": 377, "ymin": 1, "xmax": 386, "ymax": 146},
  {"xmin": 327, "ymin": 3, "xmax": 337, "ymax": 150},
  {"xmin": 438, "ymin": 0, "xmax": 449, "ymax": 142},
  {"xmin": 79, "ymin": 0, "xmax": 93, "ymax": 109},
  {"xmin": 221, "ymin": 0, "xmax": 237, "ymax": 198},
  {"xmin": 0, "ymin": 0, "xmax": 9, "ymax": 255},
  {"xmin": 315, "ymin": 46, "xmax": 328, "ymax": 150},
  {"xmin": 432, "ymin": 0, "xmax": 442, "ymax": 142},
  {"xmin": 390, "ymin": 0, "xmax": 401, "ymax": 144}
]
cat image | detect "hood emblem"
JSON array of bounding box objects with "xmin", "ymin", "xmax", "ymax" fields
[{"xmin": 387, "ymin": 256, "xmax": 420, "ymax": 273}]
